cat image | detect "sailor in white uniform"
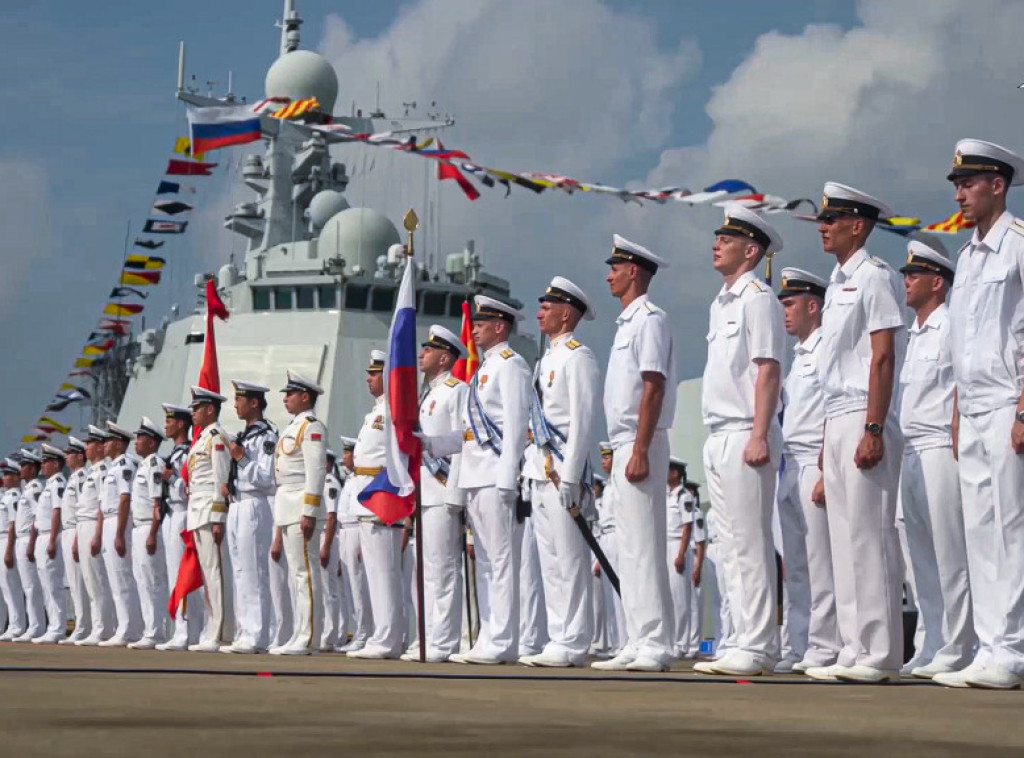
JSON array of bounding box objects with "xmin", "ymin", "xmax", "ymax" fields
[
  {"xmin": 683, "ymin": 481, "xmax": 708, "ymax": 657},
  {"xmin": 156, "ymin": 403, "xmax": 204, "ymax": 651},
  {"xmin": 57, "ymin": 437, "xmax": 90, "ymax": 644},
  {"xmin": 186, "ymin": 387, "xmax": 235, "ymax": 652},
  {"xmin": 272, "ymin": 370, "xmax": 328, "ymax": 655},
  {"xmin": 319, "ymin": 448, "xmax": 343, "ymax": 651},
  {"xmin": 896, "ymin": 239, "xmax": 976, "ymax": 680},
  {"xmin": 335, "ymin": 436, "xmax": 371, "ymax": 652},
  {"xmin": 74, "ymin": 426, "xmax": 115, "ymax": 646},
  {"xmin": 224, "ymin": 380, "xmax": 277, "ymax": 654},
  {"xmin": 12, "ymin": 451, "xmax": 46, "ymax": 642},
  {"xmin": 97, "ymin": 421, "xmax": 143, "ymax": 646},
  {"xmin": 0, "ymin": 459, "xmax": 27, "ymax": 642},
  {"xmin": 126, "ymin": 417, "xmax": 169, "ymax": 649},
  {"xmin": 694, "ymin": 206, "xmax": 785, "ymax": 678},
  {"xmin": 346, "ymin": 351, "xmax": 406, "ymax": 660},
  {"xmin": 30, "ymin": 445, "xmax": 68, "ymax": 643},
  {"xmin": 595, "ymin": 235, "xmax": 678, "ymax": 673},
  {"xmin": 938, "ymin": 139, "xmax": 1024, "ymax": 690},
  {"xmin": 520, "ymin": 277, "xmax": 600, "ymax": 668},
  {"xmin": 775, "ymin": 267, "xmax": 841, "ymax": 673},
  {"xmin": 400, "ymin": 326, "xmax": 468, "ymax": 663},
  {"xmin": 593, "ymin": 444, "xmax": 625, "ymax": 656},
  {"xmin": 666, "ymin": 457, "xmax": 695, "ymax": 660},
  {"xmin": 806, "ymin": 183, "xmax": 907, "ymax": 684}
]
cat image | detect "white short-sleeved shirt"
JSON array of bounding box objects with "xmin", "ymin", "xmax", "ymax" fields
[
  {"xmin": 61, "ymin": 468, "xmax": 87, "ymax": 529},
  {"xmin": 16, "ymin": 479, "xmax": 42, "ymax": 537},
  {"xmin": 130, "ymin": 454, "xmax": 163, "ymax": 525},
  {"xmin": 35, "ymin": 473, "xmax": 66, "ymax": 533},
  {"xmin": 101, "ymin": 455, "xmax": 137, "ymax": 517},
  {"xmin": 666, "ymin": 484, "xmax": 693, "ymax": 537},
  {"xmin": 949, "ymin": 211, "xmax": 1024, "ymax": 416},
  {"xmin": 899, "ymin": 304, "xmax": 955, "ymax": 451},
  {"xmin": 782, "ymin": 329, "xmax": 825, "ymax": 462},
  {"xmin": 702, "ymin": 271, "xmax": 785, "ymax": 431},
  {"xmin": 324, "ymin": 472, "xmax": 342, "ymax": 517},
  {"xmin": 1, "ymin": 486, "xmax": 20, "ymax": 535},
  {"xmin": 604, "ymin": 294, "xmax": 678, "ymax": 447},
  {"xmin": 818, "ymin": 248, "xmax": 907, "ymax": 420}
]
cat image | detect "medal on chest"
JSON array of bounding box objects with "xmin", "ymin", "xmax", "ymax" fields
[
  {"xmin": 428, "ymin": 400, "xmax": 436, "ymax": 416},
  {"xmin": 547, "ymin": 370, "xmax": 555, "ymax": 388},
  {"xmin": 372, "ymin": 415, "xmax": 384, "ymax": 431},
  {"xmin": 479, "ymin": 374, "xmax": 489, "ymax": 387}
]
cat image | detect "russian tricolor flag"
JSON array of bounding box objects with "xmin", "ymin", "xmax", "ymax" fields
[
  {"xmin": 187, "ymin": 104, "xmax": 262, "ymax": 154},
  {"xmin": 357, "ymin": 258, "xmax": 421, "ymax": 525}
]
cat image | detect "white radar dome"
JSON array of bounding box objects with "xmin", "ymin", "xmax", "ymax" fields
[
  {"xmin": 265, "ymin": 50, "xmax": 339, "ymax": 113},
  {"xmin": 318, "ymin": 207, "xmax": 401, "ymax": 273},
  {"xmin": 308, "ymin": 190, "xmax": 350, "ymax": 231}
]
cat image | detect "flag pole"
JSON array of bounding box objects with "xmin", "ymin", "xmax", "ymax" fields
[{"xmin": 404, "ymin": 208, "xmax": 428, "ymax": 665}]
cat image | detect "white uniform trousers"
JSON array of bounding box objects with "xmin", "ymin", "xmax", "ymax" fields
[
  {"xmin": 612, "ymin": 432, "xmax": 673, "ymax": 662},
  {"xmin": 76, "ymin": 522, "xmax": 114, "ymax": 639},
  {"xmin": 666, "ymin": 537, "xmax": 691, "ymax": 659},
  {"xmin": 193, "ymin": 523, "xmax": 234, "ymax": 645},
  {"xmin": 685, "ymin": 550, "xmax": 703, "ymax": 656},
  {"xmin": 704, "ymin": 541, "xmax": 736, "ymax": 656},
  {"xmin": 60, "ymin": 529, "xmax": 89, "ymax": 639},
  {"xmin": 0, "ymin": 534, "xmax": 26, "ymax": 635},
  {"xmin": 464, "ymin": 485, "xmax": 521, "ymax": 661},
  {"xmin": 162, "ymin": 512, "xmax": 203, "ymax": 644},
  {"xmin": 900, "ymin": 445, "xmax": 976, "ymax": 670},
  {"xmin": 337, "ymin": 525, "xmax": 372, "ymax": 648},
  {"xmin": 823, "ymin": 411, "xmax": 903, "ymax": 670},
  {"xmin": 595, "ymin": 530, "xmax": 626, "ymax": 653},
  {"xmin": 33, "ymin": 534, "xmax": 66, "ymax": 636},
  {"xmin": 357, "ymin": 522, "xmax": 404, "ymax": 656},
  {"xmin": 518, "ymin": 514, "xmax": 547, "ymax": 655},
  {"xmin": 130, "ymin": 523, "xmax": 168, "ymax": 642},
  {"xmin": 531, "ymin": 481, "xmax": 593, "ymax": 662},
  {"xmin": 777, "ymin": 456, "xmax": 841, "ymax": 666},
  {"xmin": 101, "ymin": 517, "xmax": 143, "ymax": 641},
  {"xmin": 959, "ymin": 405, "xmax": 1024, "ymax": 674},
  {"xmin": 319, "ymin": 528, "xmax": 342, "ymax": 648},
  {"xmin": 15, "ymin": 535, "xmax": 45, "ymax": 636},
  {"xmin": 280, "ymin": 521, "xmax": 321, "ymax": 650},
  {"xmin": 268, "ymin": 543, "xmax": 292, "ymax": 648},
  {"xmin": 703, "ymin": 428, "xmax": 781, "ymax": 665},
  {"xmin": 419, "ymin": 505, "xmax": 464, "ymax": 656},
  {"xmin": 227, "ymin": 497, "xmax": 273, "ymax": 649},
  {"xmin": 402, "ymin": 534, "xmax": 417, "ymax": 650}
]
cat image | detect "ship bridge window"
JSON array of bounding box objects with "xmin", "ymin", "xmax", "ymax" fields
[
  {"xmin": 253, "ymin": 288, "xmax": 271, "ymax": 312},
  {"xmin": 318, "ymin": 285, "xmax": 338, "ymax": 309},
  {"xmin": 371, "ymin": 287, "xmax": 396, "ymax": 312},
  {"xmin": 422, "ymin": 290, "xmax": 447, "ymax": 317},
  {"xmin": 274, "ymin": 288, "xmax": 293, "ymax": 310},
  {"xmin": 296, "ymin": 286, "xmax": 315, "ymax": 310},
  {"xmin": 345, "ymin": 284, "xmax": 369, "ymax": 310}
]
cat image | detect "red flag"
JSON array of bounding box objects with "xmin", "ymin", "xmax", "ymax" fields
[
  {"xmin": 167, "ymin": 529, "xmax": 203, "ymax": 618},
  {"xmin": 438, "ymin": 161, "xmax": 481, "ymax": 201},
  {"xmin": 166, "ymin": 159, "xmax": 218, "ymax": 176},
  {"xmin": 452, "ymin": 300, "xmax": 480, "ymax": 381},
  {"xmin": 197, "ymin": 279, "xmax": 229, "ymax": 393}
]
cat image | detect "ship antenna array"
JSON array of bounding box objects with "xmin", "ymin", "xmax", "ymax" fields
[{"xmin": 277, "ymin": 0, "xmax": 302, "ymax": 56}]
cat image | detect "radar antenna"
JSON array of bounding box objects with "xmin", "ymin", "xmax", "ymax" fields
[{"xmin": 277, "ymin": 0, "xmax": 303, "ymax": 56}]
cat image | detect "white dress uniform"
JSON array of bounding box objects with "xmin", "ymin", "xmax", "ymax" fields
[
  {"xmin": 449, "ymin": 301, "xmax": 532, "ymax": 664},
  {"xmin": 593, "ymin": 461, "xmax": 626, "ymax": 655},
  {"xmin": 815, "ymin": 185, "xmax": 908, "ymax": 678},
  {"xmin": 516, "ymin": 478, "xmax": 547, "ymax": 657},
  {"xmin": 74, "ymin": 452, "xmax": 115, "ymax": 644},
  {"xmin": 0, "ymin": 473, "xmax": 27, "ymax": 640},
  {"xmin": 522, "ymin": 285, "xmax": 601, "ymax": 667},
  {"xmin": 33, "ymin": 467, "xmax": 68, "ymax": 640},
  {"xmin": 945, "ymin": 140, "xmax": 1024, "ymax": 688},
  {"xmin": 59, "ymin": 456, "xmax": 90, "ymax": 643},
  {"xmin": 703, "ymin": 505, "xmax": 736, "ymax": 656},
  {"xmin": 347, "ymin": 392, "xmax": 405, "ymax": 659},
  {"xmin": 416, "ymin": 353, "xmax": 468, "ymax": 661},
  {"xmin": 158, "ymin": 426, "xmax": 204, "ymax": 649},
  {"xmin": 129, "ymin": 450, "xmax": 168, "ymax": 646},
  {"xmin": 684, "ymin": 497, "xmax": 708, "ymax": 656},
  {"xmin": 666, "ymin": 481, "xmax": 696, "ymax": 659},
  {"xmin": 599, "ymin": 236, "xmax": 678, "ymax": 670},
  {"xmin": 15, "ymin": 475, "xmax": 46, "ymax": 640},
  {"xmin": 187, "ymin": 413, "xmax": 234, "ymax": 649},
  {"xmin": 319, "ymin": 468, "xmax": 343, "ymax": 650},
  {"xmin": 100, "ymin": 446, "xmax": 144, "ymax": 644},
  {"xmin": 272, "ymin": 373, "xmax": 327, "ymax": 654},
  {"xmin": 227, "ymin": 413, "xmax": 277, "ymax": 652},
  {"xmin": 898, "ymin": 288, "xmax": 976, "ymax": 675},
  {"xmin": 336, "ymin": 467, "xmax": 371, "ymax": 651},
  {"xmin": 776, "ymin": 269, "xmax": 842, "ymax": 670}
]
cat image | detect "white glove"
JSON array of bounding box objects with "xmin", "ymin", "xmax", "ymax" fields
[
  {"xmin": 413, "ymin": 431, "xmax": 434, "ymax": 457},
  {"xmin": 558, "ymin": 480, "xmax": 577, "ymax": 512},
  {"xmin": 497, "ymin": 488, "xmax": 518, "ymax": 510}
]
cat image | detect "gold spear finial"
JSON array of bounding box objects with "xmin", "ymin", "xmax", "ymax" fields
[{"xmin": 403, "ymin": 208, "xmax": 419, "ymax": 258}]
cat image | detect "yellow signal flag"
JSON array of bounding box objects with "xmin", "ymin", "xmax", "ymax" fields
[
  {"xmin": 37, "ymin": 417, "xmax": 71, "ymax": 434},
  {"xmin": 174, "ymin": 136, "xmax": 207, "ymax": 163},
  {"xmin": 103, "ymin": 303, "xmax": 144, "ymax": 317},
  {"xmin": 74, "ymin": 357, "xmax": 96, "ymax": 368}
]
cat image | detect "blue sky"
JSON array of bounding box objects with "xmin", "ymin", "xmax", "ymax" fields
[{"xmin": 2, "ymin": 0, "xmax": 1020, "ymax": 448}]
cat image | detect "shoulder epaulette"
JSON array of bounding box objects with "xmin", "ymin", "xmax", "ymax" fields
[
  {"xmin": 566, "ymin": 339, "xmax": 581, "ymax": 350},
  {"xmin": 866, "ymin": 255, "xmax": 886, "ymax": 268},
  {"xmin": 444, "ymin": 376, "xmax": 460, "ymax": 387},
  {"xmin": 307, "ymin": 415, "xmax": 319, "ymax": 424},
  {"xmin": 1010, "ymin": 219, "xmax": 1024, "ymax": 237},
  {"xmin": 643, "ymin": 301, "xmax": 656, "ymax": 313},
  {"xmin": 209, "ymin": 428, "xmax": 221, "ymax": 437},
  {"xmin": 745, "ymin": 279, "xmax": 767, "ymax": 293},
  {"xmin": 500, "ymin": 349, "xmax": 514, "ymax": 359}
]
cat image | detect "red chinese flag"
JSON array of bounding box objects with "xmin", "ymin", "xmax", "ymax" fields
[
  {"xmin": 197, "ymin": 279, "xmax": 229, "ymax": 394},
  {"xmin": 167, "ymin": 530, "xmax": 203, "ymax": 618}
]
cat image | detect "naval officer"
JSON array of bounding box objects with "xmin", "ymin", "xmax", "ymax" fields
[
  {"xmin": 58, "ymin": 437, "xmax": 90, "ymax": 644},
  {"xmin": 806, "ymin": 182, "xmax": 907, "ymax": 684},
  {"xmin": 29, "ymin": 445, "xmax": 68, "ymax": 643},
  {"xmin": 593, "ymin": 442, "xmax": 625, "ymax": 656},
  {"xmin": 0, "ymin": 459, "xmax": 27, "ymax": 642},
  {"xmin": 224, "ymin": 380, "xmax": 277, "ymax": 654},
  {"xmin": 694, "ymin": 206, "xmax": 785, "ymax": 678},
  {"xmin": 74, "ymin": 426, "xmax": 115, "ymax": 645},
  {"xmin": 335, "ymin": 435, "xmax": 371, "ymax": 653},
  {"xmin": 319, "ymin": 448, "xmax": 343, "ymax": 651},
  {"xmin": 186, "ymin": 387, "xmax": 235, "ymax": 652},
  {"xmin": 595, "ymin": 235, "xmax": 678, "ymax": 672},
  {"xmin": 14, "ymin": 450, "xmax": 46, "ymax": 642},
  {"xmin": 272, "ymin": 370, "xmax": 328, "ymax": 655},
  {"xmin": 521, "ymin": 277, "xmax": 600, "ymax": 668},
  {"xmin": 775, "ymin": 267, "xmax": 841, "ymax": 674},
  {"xmin": 940, "ymin": 139, "xmax": 1024, "ymax": 689}
]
